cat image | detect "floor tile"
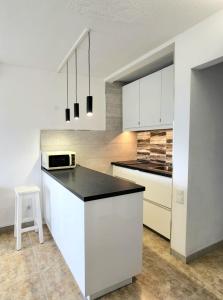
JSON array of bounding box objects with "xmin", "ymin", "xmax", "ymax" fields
[
  {"xmin": 0, "ymin": 231, "xmax": 31, "ymax": 256},
  {"xmin": 41, "ymin": 262, "xmax": 83, "ymax": 300},
  {"xmin": 28, "ymin": 226, "xmax": 52, "ymax": 245},
  {"xmin": 32, "ymin": 239, "xmax": 65, "ymax": 272},
  {"xmin": 0, "ymin": 247, "xmax": 37, "ymax": 285},
  {"xmin": 10, "ymin": 273, "xmax": 46, "ymax": 300},
  {"xmin": 0, "ymin": 280, "xmax": 12, "ymax": 300},
  {"xmin": 0, "ymin": 225, "xmax": 223, "ymax": 299}
]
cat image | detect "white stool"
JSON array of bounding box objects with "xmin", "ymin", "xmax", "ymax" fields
[{"xmin": 14, "ymin": 185, "xmax": 44, "ymax": 250}]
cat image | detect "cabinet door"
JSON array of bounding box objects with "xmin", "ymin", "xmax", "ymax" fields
[
  {"xmin": 160, "ymin": 65, "xmax": 174, "ymax": 125},
  {"xmin": 137, "ymin": 171, "xmax": 172, "ymax": 208},
  {"xmin": 122, "ymin": 80, "xmax": 140, "ymax": 130},
  {"xmin": 139, "ymin": 71, "xmax": 161, "ymax": 127},
  {"xmin": 113, "ymin": 166, "xmax": 138, "ymax": 183},
  {"xmin": 143, "ymin": 200, "xmax": 171, "ymax": 239}
]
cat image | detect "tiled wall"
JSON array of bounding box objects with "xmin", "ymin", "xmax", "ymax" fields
[
  {"xmin": 137, "ymin": 129, "xmax": 173, "ymax": 164},
  {"xmin": 41, "ymin": 83, "xmax": 137, "ymax": 175}
]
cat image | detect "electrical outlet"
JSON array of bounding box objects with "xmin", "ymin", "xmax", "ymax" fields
[{"xmin": 176, "ymin": 190, "xmax": 184, "ymax": 204}]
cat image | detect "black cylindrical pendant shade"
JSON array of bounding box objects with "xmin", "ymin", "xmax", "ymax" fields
[
  {"xmin": 74, "ymin": 102, "xmax": 79, "ymax": 119},
  {"xmin": 65, "ymin": 108, "xmax": 70, "ymax": 122},
  {"xmin": 87, "ymin": 96, "xmax": 93, "ymax": 117}
]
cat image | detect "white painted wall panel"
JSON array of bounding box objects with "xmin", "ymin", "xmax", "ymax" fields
[
  {"xmin": 0, "ymin": 64, "xmax": 105, "ymax": 227},
  {"xmin": 187, "ymin": 63, "xmax": 223, "ymax": 255},
  {"xmin": 172, "ymin": 9, "xmax": 223, "ymax": 256}
]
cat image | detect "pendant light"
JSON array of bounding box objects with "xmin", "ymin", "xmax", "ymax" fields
[
  {"xmin": 74, "ymin": 48, "xmax": 79, "ymax": 119},
  {"xmin": 86, "ymin": 31, "xmax": 93, "ymax": 117},
  {"xmin": 65, "ymin": 61, "xmax": 70, "ymax": 122}
]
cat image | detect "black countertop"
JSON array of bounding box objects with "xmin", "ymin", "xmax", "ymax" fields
[
  {"xmin": 42, "ymin": 165, "xmax": 145, "ymax": 202},
  {"xmin": 111, "ymin": 160, "xmax": 172, "ymax": 178}
]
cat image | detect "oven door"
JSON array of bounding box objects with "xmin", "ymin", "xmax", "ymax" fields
[{"xmin": 48, "ymin": 154, "xmax": 70, "ymax": 168}]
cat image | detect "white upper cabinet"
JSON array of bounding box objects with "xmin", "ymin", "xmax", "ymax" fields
[
  {"xmin": 160, "ymin": 65, "xmax": 174, "ymax": 125},
  {"xmin": 140, "ymin": 71, "xmax": 161, "ymax": 127},
  {"xmin": 122, "ymin": 65, "xmax": 174, "ymax": 131},
  {"xmin": 122, "ymin": 80, "xmax": 140, "ymax": 129}
]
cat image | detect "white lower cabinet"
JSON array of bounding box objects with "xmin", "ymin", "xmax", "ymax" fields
[
  {"xmin": 113, "ymin": 165, "xmax": 172, "ymax": 239},
  {"xmin": 137, "ymin": 171, "xmax": 172, "ymax": 208},
  {"xmin": 143, "ymin": 200, "xmax": 171, "ymax": 239},
  {"xmin": 113, "ymin": 165, "xmax": 138, "ymax": 183}
]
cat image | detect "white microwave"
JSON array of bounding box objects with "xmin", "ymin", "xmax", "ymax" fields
[{"xmin": 41, "ymin": 151, "xmax": 76, "ymax": 170}]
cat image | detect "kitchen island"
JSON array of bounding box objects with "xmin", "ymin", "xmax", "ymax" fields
[{"xmin": 42, "ymin": 165, "xmax": 145, "ymax": 300}]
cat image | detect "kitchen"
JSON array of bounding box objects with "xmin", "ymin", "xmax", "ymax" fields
[{"xmin": 1, "ymin": 1, "xmax": 223, "ymax": 299}]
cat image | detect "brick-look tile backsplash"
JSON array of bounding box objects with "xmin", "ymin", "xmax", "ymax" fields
[{"xmin": 137, "ymin": 129, "xmax": 173, "ymax": 164}]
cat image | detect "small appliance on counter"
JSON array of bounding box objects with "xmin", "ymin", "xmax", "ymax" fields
[{"xmin": 41, "ymin": 151, "xmax": 76, "ymax": 170}]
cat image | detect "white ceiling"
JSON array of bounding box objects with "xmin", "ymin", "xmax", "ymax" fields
[{"xmin": 0, "ymin": 0, "xmax": 223, "ymax": 78}]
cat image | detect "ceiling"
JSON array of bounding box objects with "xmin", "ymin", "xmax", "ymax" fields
[{"xmin": 0, "ymin": 0, "xmax": 223, "ymax": 78}]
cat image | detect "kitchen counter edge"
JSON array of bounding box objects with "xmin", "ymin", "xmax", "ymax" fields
[{"xmin": 111, "ymin": 162, "xmax": 172, "ymax": 178}]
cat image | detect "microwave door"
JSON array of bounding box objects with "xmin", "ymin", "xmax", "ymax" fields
[{"xmin": 49, "ymin": 155, "xmax": 70, "ymax": 168}]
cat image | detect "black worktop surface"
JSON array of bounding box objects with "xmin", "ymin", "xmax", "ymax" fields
[
  {"xmin": 111, "ymin": 160, "xmax": 172, "ymax": 178},
  {"xmin": 42, "ymin": 165, "xmax": 145, "ymax": 201}
]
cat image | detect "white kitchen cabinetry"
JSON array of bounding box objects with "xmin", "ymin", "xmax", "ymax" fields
[
  {"xmin": 140, "ymin": 71, "xmax": 161, "ymax": 127},
  {"xmin": 113, "ymin": 165, "xmax": 172, "ymax": 239},
  {"xmin": 160, "ymin": 65, "xmax": 174, "ymax": 125},
  {"xmin": 122, "ymin": 80, "xmax": 140, "ymax": 130},
  {"xmin": 143, "ymin": 200, "xmax": 171, "ymax": 239},
  {"xmin": 137, "ymin": 171, "xmax": 172, "ymax": 208},
  {"xmin": 42, "ymin": 170, "xmax": 143, "ymax": 299},
  {"xmin": 122, "ymin": 65, "xmax": 174, "ymax": 131},
  {"xmin": 113, "ymin": 166, "xmax": 138, "ymax": 182}
]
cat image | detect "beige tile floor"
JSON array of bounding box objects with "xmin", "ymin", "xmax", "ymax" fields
[{"xmin": 0, "ymin": 225, "xmax": 223, "ymax": 300}]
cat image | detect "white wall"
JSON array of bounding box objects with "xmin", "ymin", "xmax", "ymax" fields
[
  {"xmin": 0, "ymin": 64, "xmax": 105, "ymax": 227},
  {"xmin": 187, "ymin": 63, "xmax": 223, "ymax": 255},
  {"xmin": 172, "ymin": 9, "xmax": 223, "ymax": 256}
]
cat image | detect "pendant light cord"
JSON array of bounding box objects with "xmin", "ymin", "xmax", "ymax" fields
[
  {"xmin": 66, "ymin": 61, "xmax": 69, "ymax": 108},
  {"xmin": 75, "ymin": 49, "xmax": 78, "ymax": 103},
  {"xmin": 88, "ymin": 31, "xmax": 91, "ymax": 96}
]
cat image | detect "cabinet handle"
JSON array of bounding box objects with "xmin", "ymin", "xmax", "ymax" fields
[{"xmin": 160, "ymin": 118, "xmax": 162, "ymax": 123}]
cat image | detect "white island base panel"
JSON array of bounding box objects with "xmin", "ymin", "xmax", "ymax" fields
[
  {"xmin": 86, "ymin": 278, "xmax": 132, "ymax": 300},
  {"xmin": 42, "ymin": 172, "xmax": 143, "ymax": 299}
]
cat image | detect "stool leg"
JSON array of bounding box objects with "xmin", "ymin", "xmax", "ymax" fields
[
  {"xmin": 35, "ymin": 192, "xmax": 43, "ymax": 244},
  {"xmin": 32, "ymin": 196, "xmax": 38, "ymax": 233},
  {"xmin": 16, "ymin": 196, "xmax": 22, "ymax": 250},
  {"xmin": 14, "ymin": 195, "xmax": 17, "ymax": 238}
]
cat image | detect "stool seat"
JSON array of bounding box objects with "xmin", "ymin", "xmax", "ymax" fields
[
  {"xmin": 15, "ymin": 185, "xmax": 40, "ymax": 195},
  {"xmin": 14, "ymin": 185, "xmax": 43, "ymax": 250}
]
